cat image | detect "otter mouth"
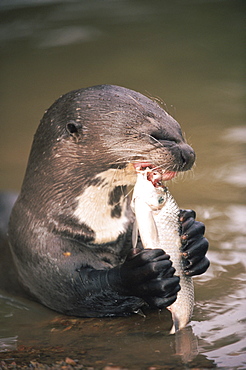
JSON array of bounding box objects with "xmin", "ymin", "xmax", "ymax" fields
[{"xmin": 133, "ymin": 162, "xmax": 177, "ymax": 183}]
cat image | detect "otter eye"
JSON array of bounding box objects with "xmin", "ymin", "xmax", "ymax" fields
[
  {"xmin": 67, "ymin": 123, "xmax": 77, "ymax": 133},
  {"xmin": 66, "ymin": 121, "xmax": 82, "ymax": 141},
  {"xmin": 150, "ymin": 132, "xmax": 168, "ymax": 143},
  {"xmin": 150, "ymin": 131, "xmax": 178, "ymax": 144}
]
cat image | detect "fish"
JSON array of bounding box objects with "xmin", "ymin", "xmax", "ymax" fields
[{"xmin": 131, "ymin": 169, "xmax": 194, "ymax": 334}]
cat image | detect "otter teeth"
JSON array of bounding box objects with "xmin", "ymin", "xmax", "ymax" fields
[
  {"xmin": 133, "ymin": 162, "xmax": 154, "ymax": 171},
  {"xmin": 133, "ymin": 163, "xmax": 177, "ymax": 183}
]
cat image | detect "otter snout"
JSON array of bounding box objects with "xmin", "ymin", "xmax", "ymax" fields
[{"xmin": 178, "ymin": 143, "xmax": 196, "ymax": 171}]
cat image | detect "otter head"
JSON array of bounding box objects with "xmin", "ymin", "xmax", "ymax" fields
[{"xmin": 21, "ymin": 85, "xmax": 195, "ymax": 244}]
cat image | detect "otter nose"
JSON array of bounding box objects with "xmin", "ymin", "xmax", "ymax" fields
[{"xmin": 179, "ymin": 144, "xmax": 196, "ymax": 171}]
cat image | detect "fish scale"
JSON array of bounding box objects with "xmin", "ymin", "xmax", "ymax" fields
[{"xmin": 131, "ymin": 171, "xmax": 194, "ymax": 333}]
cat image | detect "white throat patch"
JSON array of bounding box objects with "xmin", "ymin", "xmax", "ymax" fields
[{"xmin": 73, "ymin": 168, "xmax": 136, "ymax": 244}]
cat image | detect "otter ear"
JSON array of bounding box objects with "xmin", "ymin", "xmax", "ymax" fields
[{"xmin": 66, "ymin": 121, "xmax": 82, "ymax": 141}]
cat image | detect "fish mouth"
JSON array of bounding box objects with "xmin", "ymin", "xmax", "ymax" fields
[{"xmin": 133, "ymin": 162, "xmax": 177, "ymax": 184}]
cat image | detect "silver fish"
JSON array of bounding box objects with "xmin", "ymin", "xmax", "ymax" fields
[{"xmin": 131, "ymin": 170, "xmax": 194, "ymax": 334}]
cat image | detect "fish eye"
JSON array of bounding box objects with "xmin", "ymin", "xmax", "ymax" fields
[{"xmin": 158, "ymin": 196, "xmax": 165, "ymax": 205}]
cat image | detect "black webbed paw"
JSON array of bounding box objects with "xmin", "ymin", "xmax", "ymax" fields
[
  {"xmin": 108, "ymin": 248, "xmax": 180, "ymax": 309},
  {"xmin": 179, "ymin": 209, "xmax": 210, "ymax": 276}
]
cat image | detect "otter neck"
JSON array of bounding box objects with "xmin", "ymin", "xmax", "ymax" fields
[{"xmin": 73, "ymin": 167, "xmax": 136, "ymax": 244}]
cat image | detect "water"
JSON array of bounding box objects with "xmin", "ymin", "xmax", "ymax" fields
[{"xmin": 0, "ymin": 0, "xmax": 245, "ymax": 368}]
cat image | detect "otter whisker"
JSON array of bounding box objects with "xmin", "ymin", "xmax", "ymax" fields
[
  {"xmin": 126, "ymin": 94, "xmax": 144, "ymax": 107},
  {"xmin": 104, "ymin": 110, "xmax": 122, "ymax": 116}
]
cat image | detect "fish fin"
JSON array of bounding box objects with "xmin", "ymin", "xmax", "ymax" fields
[
  {"xmin": 147, "ymin": 213, "xmax": 159, "ymax": 247},
  {"xmin": 133, "ymin": 197, "xmax": 159, "ymax": 249},
  {"xmin": 132, "ymin": 220, "xmax": 139, "ymax": 249},
  {"xmin": 169, "ymin": 310, "xmax": 180, "ymax": 334},
  {"xmin": 169, "ymin": 323, "xmax": 176, "ymax": 335}
]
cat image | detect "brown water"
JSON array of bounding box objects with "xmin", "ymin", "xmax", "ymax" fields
[{"xmin": 0, "ymin": 0, "xmax": 245, "ymax": 369}]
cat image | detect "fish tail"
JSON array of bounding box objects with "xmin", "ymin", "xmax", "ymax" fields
[{"xmin": 169, "ymin": 312, "xmax": 180, "ymax": 334}]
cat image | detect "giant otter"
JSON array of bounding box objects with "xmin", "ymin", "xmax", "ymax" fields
[{"xmin": 8, "ymin": 85, "xmax": 209, "ymax": 317}]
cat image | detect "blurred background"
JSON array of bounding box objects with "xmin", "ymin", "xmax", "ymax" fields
[{"xmin": 0, "ymin": 0, "xmax": 245, "ymax": 369}]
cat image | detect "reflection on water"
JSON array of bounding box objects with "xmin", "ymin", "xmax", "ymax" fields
[
  {"xmin": 0, "ymin": 0, "xmax": 245, "ymax": 368},
  {"xmin": 221, "ymin": 126, "xmax": 246, "ymax": 188},
  {"xmin": 0, "ymin": 336, "xmax": 18, "ymax": 352}
]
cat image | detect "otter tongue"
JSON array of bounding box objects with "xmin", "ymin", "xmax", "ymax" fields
[
  {"xmin": 147, "ymin": 169, "xmax": 177, "ymax": 187},
  {"xmin": 161, "ymin": 171, "xmax": 177, "ymax": 182},
  {"xmin": 134, "ymin": 163, "xmax": 177, "ymax": 184}
]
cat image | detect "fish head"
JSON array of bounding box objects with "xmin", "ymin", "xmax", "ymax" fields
[{"xmin": 132, "ymin": 170, "xmax": 167, "ymax": 211}]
